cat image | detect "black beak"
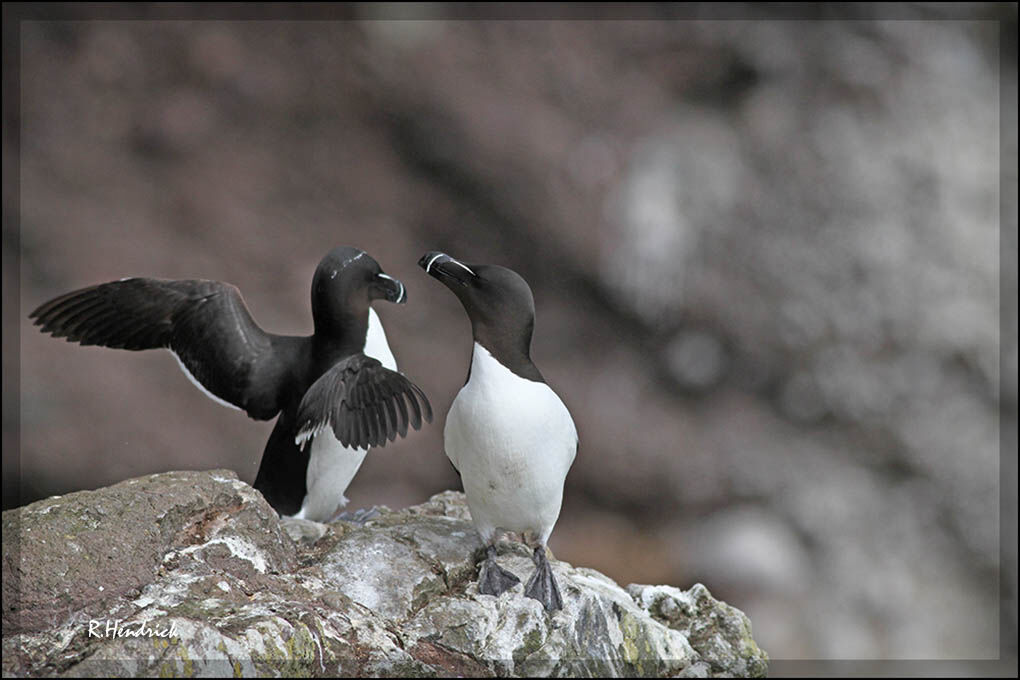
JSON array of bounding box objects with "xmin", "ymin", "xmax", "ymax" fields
[
  {"xmin": 418, "ymin": 251, "xmax": 476, "ymax": 286},
  {"xmin": 376, "ymin": 273, "xmax": 406, "ymax": 304}
]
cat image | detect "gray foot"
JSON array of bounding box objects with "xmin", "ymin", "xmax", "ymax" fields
[
  {"xmin": 332, "ymin": 506, "xmax": 381, "ymax": 524},
  {"xmin": 280, "ymin": 517, "xmax": 328, "ymax": 544},
  {"xmin": 524, "ymin": 545, "xmax": 563, "ymax": 611},
  {"xmin": 478, "ymin": 545, "xmax": 521, "ymax": 597}
]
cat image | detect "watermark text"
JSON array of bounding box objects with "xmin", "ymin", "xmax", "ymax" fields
[{"xmin": 88, "ymin": 619, "xmax": 179, "ymax": 639}]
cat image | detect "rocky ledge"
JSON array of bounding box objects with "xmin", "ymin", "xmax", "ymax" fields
[{"xmin": 2, "ymin": 470, "xmax": 767, "ymax": 677}]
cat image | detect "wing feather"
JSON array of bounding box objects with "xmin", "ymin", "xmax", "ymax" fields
[
  {"xmin": 294, "ymin": 354, "xmax": 432, "ymax": 451},
  {"xmin": 31, "ymin": 278, "xmax": 280, "ymax": 419}
]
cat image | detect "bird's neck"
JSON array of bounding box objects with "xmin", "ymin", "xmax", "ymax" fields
[
  {"xmin": 468, "ymin": 325, "xmax": 544, "ymax": 384},
  {"xmin": 313, "ymin": 305, "xmax": 369, "ymax": 358}
]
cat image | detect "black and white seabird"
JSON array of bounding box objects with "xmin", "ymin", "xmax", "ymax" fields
[
  {"xmin": 419, "ymin": 251, "xmax": 578, "ymax": 612},
  {"xmin": 30, "ymin": 246, "xmax": 432, "ymax": 521}
]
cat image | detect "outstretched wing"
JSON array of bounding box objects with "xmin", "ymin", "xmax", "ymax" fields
[
  {"xmin": 30, "ymin": 278, "xmax": 281, "ymax": 420},
  {"xmin": 295, "ymin": 354, "xmax": 433, "ymax": 451}
]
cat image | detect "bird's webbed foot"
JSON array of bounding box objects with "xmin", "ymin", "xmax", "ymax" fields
[
  {"xmin": 524, "ymin": 545, "xmax": 563, "ymax": 611},
  {"xmin": 478, "ymin": 544, "xmax": 521, "ymax": 596}
]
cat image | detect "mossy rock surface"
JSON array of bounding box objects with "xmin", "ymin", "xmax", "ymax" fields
[{"xmin": 4, "ymin": 470, "xmax": 768, "ymax": 677}]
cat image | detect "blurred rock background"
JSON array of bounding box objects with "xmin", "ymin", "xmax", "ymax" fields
[{"xmin": 7, "ymin": 4, "xmax": 1016, "ymax": 668}]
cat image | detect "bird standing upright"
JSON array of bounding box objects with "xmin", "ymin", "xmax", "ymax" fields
[
  {"xmin": 30, "ymin": 246, "xmax": 432, "ymax": 521},
  {"xmin": 419, "ymin": 251, "xmax": 577, "ymax": 611}
]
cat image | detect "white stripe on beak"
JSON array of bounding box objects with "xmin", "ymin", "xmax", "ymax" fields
[
  {"xmin": 377, "ymin": 273, "xmax": 405, "ymax": 303},
  {"xmin": 448, "ymin": 260, "xmax": 476, "ymax": 277},
  {"xmin": 424, "ymin": 252, "xmax": 445, "ymax": 273}
]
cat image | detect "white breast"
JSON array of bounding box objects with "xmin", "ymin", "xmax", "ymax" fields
[
  {"xmin": 294, "ymin": 432, "xmax": 368, "ymax": 521},
  {"xmin": 444, "ymin": 342, "xmax": 577, "ymax": 544},
  {"xmin": 293, "ymin": 307, "xmax": 396, "ymax": 521},
  {"xmin": 365, "ymin": 307, "xmax": 397, "ymax": 371}
]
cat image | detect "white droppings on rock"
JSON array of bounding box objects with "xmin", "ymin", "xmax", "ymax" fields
[
  {"xmin": 176, "ymin": 535, "xmax": 269, "ymax": 573},
  {"xmin": 629, "ymin": 582, "xmax": 693, "ymax": 613},
  {"xmin": 132, "ymin": 572, "xmax": 207, "ymax": 610},
  {"xmin": 130, "ymin": 606, "xmax": 169, "ymax": 626},
  {"xmin": 131, "ymin": 594, "xmax": 154, "ymax": 608}
]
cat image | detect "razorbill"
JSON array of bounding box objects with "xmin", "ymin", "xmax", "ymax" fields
[
  {"xmin": 419, "ymin": 251, "xmax": 577, "ymax": 611},
  {"xmin": 30, "ymin": 246, "xmax": 432, "ymax": 521}
]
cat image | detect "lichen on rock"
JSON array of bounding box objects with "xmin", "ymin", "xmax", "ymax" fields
[{"xmin": 3, "ymin": 470, "xmax": 768, "ymax": 677}]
